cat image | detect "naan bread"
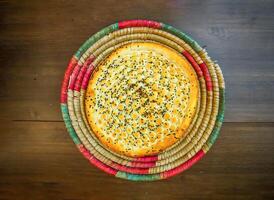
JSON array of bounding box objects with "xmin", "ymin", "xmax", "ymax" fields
[{"xmin": 85, "ymin": 42, "xmax": 199, "ymax": 157}]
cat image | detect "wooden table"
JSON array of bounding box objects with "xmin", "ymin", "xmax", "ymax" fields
[{"xmin": 1, "ymin": 0, "xmax": 273, "ymax": 199}]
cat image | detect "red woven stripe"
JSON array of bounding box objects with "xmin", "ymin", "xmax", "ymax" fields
[
  {"xmin": 110, "ymin": 162, "xmax": 149, "ymax": 174},
  {"xmin": 118, "ymin": 20, "xmax": 161, "ymax": 29},
  {"xmin": 68, "ymin": 64, "xmax": 81, "ymax": 90},
  {"xmin": 83, "ymin": 55, "xmax": 95, "ymax": 68},
  {"xmin": 81, "ymin": 65, "xmax": 95, "ymax": 90},
  {"xmin": 60, "ymin": 57, "xmax": 78, "ymax": 103},
  {"xmin": 78, "ymin": 145, "xmax": 117, "ymax": 175},
  {"xmin": 134, "ymin": 155, "xmax": 158, "ymax": 162},
  {"xmin": 130, "ymin": 161, "xmax": 156, "ymax": 168},
  {"xmin": 162, "ymin": 150, "xmax": 205, "ymax": 179},
  {"xmin": 79, "ymin": 145, "xmax": 149, "ymax": 174},
  {"xmin": 199, "ymin": 63, "xmax": 213, "ymax": 91},
  {"xmin": 182, "ymin": 50, "xmax": 203, "ymax": 77},
  {"xmin": 74, "ymin": 66, "xmax": 87, "ymax": 92}
]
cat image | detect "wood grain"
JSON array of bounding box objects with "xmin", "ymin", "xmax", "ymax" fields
[
  {"xmin": 0, "ymin": 0, "xmax": 274, "ymax": 122},
  {"xmin": 0, "ymin": 0, "xmax": 273, "ymax": 199},
  {"xmin": 0, "ymin": 121, "xmax": 273, "ymax": 200}
]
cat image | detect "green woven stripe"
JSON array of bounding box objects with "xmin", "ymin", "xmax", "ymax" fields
[
  {"xmin": 207, "ymin": 88, "xmax": 225, "ymax": 147},
  {"xmin": 116, "ymin": 171, "xmax": 160, "ymax": 181},
  {"xmin": 161, "ymin": 23, "xmax": 202, "ymax": 52},
  {"xmin": 218, "ymin": 88, "xmax": 225, "ymax": 120},
  {"xmin": 61, "ymin": 104, "xmax": 81, "ymax": 145},
  {"xmin": 75, "ymin": 23, "xmax": 119, "ymax": 59}
]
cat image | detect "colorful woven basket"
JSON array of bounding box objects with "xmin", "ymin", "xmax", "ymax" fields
[{"xmin": 60, "ymin": 20, "xmax": 225, "ymax": 181}]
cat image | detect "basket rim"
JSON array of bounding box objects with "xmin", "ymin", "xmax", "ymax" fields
[{"xmin": 60, "ymin": 19, "xmax": 225, "ymax": 181}]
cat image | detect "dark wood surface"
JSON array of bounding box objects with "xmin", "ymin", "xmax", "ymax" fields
[{"xmin": 0, "ymin": 0, "xmax": 273, "ymax": 199}]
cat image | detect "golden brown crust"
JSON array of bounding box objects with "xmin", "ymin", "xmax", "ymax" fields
[{"xmin": 84, "ymin": 42, "xmax": 199, "ymax": 157}]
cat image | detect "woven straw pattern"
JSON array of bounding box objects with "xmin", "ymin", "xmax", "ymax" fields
[{"xmin": 60, "ymin": 20, "xmax": 225, "ymax": 181}]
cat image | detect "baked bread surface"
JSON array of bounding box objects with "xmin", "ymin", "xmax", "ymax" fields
[{"xmin": 85, "ymin": 42, "xmax": 199, "ymax": 157}]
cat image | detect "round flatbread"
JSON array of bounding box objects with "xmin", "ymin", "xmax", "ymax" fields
[{"xmin": 85, "ymin": 42, "xmax": 199, "ymax": 157}]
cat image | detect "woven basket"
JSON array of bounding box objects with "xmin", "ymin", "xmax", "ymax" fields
[{"xmin": 60, "ymin": 20, "xmax": 225, "ymax": 181}]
